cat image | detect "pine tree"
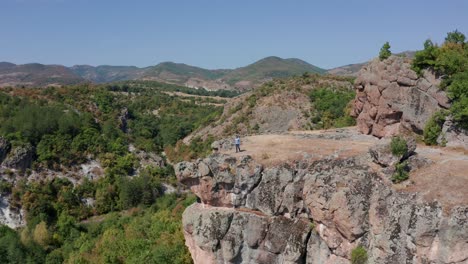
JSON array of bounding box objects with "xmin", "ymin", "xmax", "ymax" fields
[{"xmin": 379, "ymin": 42, "xmax": 392, "ymax": 60}]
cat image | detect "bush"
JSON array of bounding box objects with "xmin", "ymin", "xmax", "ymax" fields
[
  {"xmin": 390, "ymin": 136, "xmax": 407, "ymax": 157},
  {"xmin": 412, "ymin": 39, "xmax": 439, "ymax": 75},
  {"xmin": 447, "ymin": 72, "xmax": 468, "ymax": 129},
  {"xmin": 411, "ymin": 31, "xmax": 467, "ymax": 130},
  {"xmin": 309, "ymin": 88, "xmax": 356, "ymax": 129},
  {"xmin": 392, "ymin": 161, "xmax": 410, "ymax": 183},
  {"xmin": 351, "ymin": 245, "xmax": 368, "ymax": 264},
  {"xmin": 423, "ymin": 111, "xmax": 447, "ymax": 145},
  {"xmin": 379, "ymin": 42, "xmax": 391, "ymax": 60}
]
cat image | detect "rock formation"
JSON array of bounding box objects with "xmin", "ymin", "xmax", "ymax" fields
[
  {"xmin": 438, "ymin": 116, "xmax": 468, "ymax": 149},
  {"xmin": 0, "ymin": 137, "xmax": 11, "ymax": 164},
  {"xmin": 176, "ymin": 149, "xmax": 468, "ymax": 263},
  {"xmin": 2, "ymin": 144, "xmax": 35, "ymax": 171},
  {"xmin": 352, "ymin": 56, "xmax": 450, "ymax": 138}
]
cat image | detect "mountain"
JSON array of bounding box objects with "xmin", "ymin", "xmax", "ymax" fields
[
  {"xmin": 0, "ymin": 62, "xmax": 86, "ymax": 87},
  {"xmin": 70, "ymin": 65, "xmax": 146, "ymax": 83},
  {"xmin": 220, "ymin": 56, "xmax": 326, "ymax": 90},
  {"xmin": 140, "ymin": 62, "xmax": 233, "ymax": 90},
  {"xmin": 0, "ymin": 57, "xmax": 325, "ymax": 90}
]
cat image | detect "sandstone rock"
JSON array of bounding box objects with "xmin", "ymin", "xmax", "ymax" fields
[
  {"xmin": 427, "ymin": 85, "xmax": 450, "ymax": 108},
  {"xmin": 369, "ymin": 137, "xmax": 416, "ymax": 168},
  {"xmin": 397, "ymin": 76, "xmax": 416, "ymax": 86},
  {"xmin": 353, "ymin": 56, "xmax": 448, "ymax": 138},
  {"xmin": 2, "ymin": 144, "xmax": 34, "ymax": 171},
  {"xmin": 438, "ymin": 117, "xmax": 468, "ymax": 149},
  {"xmin": 0, "ymin": 137, "xmax": 11, "ymax": 164},
  {"xmin": 179, "ymin": 152, "xmax": 468, "ymax": 264},
  {"xmin": 211, "ymin": 139, "xmax": 234, "ymax": 152},
  {"xmin": 135, "ymin": 151, "xmax": 165, "ymax": 168},
  {"xmin": 183, "ymin": 204, "xmax": 311, "ymax": 264}
]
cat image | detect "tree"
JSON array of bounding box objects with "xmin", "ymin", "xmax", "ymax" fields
[
  {"xmin": 445, "ymin": 30, "xmax": 466, "ymax": 45},
  {"xmin": 379, "ymin": 42, "xmax": 392, "ymax": 60},
  {"xmin": 412, "ymin": 39, "xmax": 439, "ymax": 74},
  {"xmin": 33, "ymin": 221, "xmax": 51, "ymax": 249}
]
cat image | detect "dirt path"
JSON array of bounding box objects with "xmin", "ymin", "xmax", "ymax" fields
[{"xmin": 220, "ymin": 127, "xmax": 468, "ymax": 211}]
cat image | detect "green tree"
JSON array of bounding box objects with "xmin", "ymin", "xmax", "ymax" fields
[
  {"xmin": 445, "ymin": 30, "xmax": 466, "ymax": 45},
  {"xmin": 379, "ymin": 42, "xmax": 392, "ymax": 60},
  {"xmin": 412, "ymin": 39, "xmax": 439, "ymax": 74}
]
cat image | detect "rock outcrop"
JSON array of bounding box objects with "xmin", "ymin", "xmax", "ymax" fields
[
  {"xmin": 438, "ymin": 117, "xmax": 468, "ymax": 149},
  {"xmin": 0, "ymin": 195, "xmax": 25, "ymax": 228},
  {"xmin": 352, "ymin": 56, "xmax": 450, "ymax": 138},
  {"xmin": 176, "ymin": 152, "xmax": 468, "ymax": 264},
  {"xmin": 0, "ymin": 137, "xmax": 11, "ymax": 164},
  {"xmin": 2, "ymin": 144, "xmax": 35, "ymax": 171}
]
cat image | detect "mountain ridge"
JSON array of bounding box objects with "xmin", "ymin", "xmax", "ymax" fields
[{"xmin": 0, "ymin": 57, "xmax": 325, "ymax": 90}]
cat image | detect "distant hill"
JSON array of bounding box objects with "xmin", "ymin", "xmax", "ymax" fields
[
  {"xmin": 327, "ymin": 62, "xmax": 366, "ymax": 77},
  {"xmin": 70, "ymin": 65, "xmax": 146, "ymax": 83},
  {"xmin": 0, "ymin": 62, "xmax": 86, "ymax": 87},
  {"xmin": 0, "ymin": 57, "xmax": 325, "ymax": 90},
  {"xmin": 327, "ymin": 51, "xmax": 416, "ymax": 77},
  {"xmin": 220, "ymin": 56, "xmax": 326, "ymax": 90}
]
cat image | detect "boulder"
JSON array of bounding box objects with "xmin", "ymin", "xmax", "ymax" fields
[
  {"xmin": 369, "ymin": 137, "xmax": 416, "ymax": 168},
  {"xmin": 438, "ymin": 117, "xmax": 468, "ymax": 149},
  {"xmin": 211, "ymin": 139, "xmax": 233, "ymax": 152}
]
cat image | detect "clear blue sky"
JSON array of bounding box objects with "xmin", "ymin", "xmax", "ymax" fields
[{"xmin": 1, "ymin": 0, "xmax": 467, "ymax": 69}]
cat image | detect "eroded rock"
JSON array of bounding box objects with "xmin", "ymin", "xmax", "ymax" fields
[
  {"xmin": 177, "ymin": 152, "xmax": 468, "ymax": 264},
  {"xmin": 0, "ymin": 137, "xmax": 11, "ymax": 164},
  {"xmin": 2, "ymin": 144, "xmax": 34, "ymax": 171},
  {"xmin": 353, "ymin": 56, "xmax": 450, "ymax": 138}
]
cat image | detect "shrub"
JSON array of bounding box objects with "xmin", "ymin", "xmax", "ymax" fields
[
  {"xmin": 423, "ymin": 111, "xmax": 447, "ymax": 145},
  {"xmin": 379, "ymin": 42, "xmax": 391, "ymax": 60},
  {"xmin": 447, "ymin": 72, "xmax": 468, "ymax": 129},
  {"xmin": 351, "ymin": 245, "xmax": 368, "ymax": 264},
  {"xmin": 392, "ymin": 161, "xmax": 410, "ymax": 183},
  {"xmin": 390, "ymin": 136, "xmax": 407, "ymax": 157},
  {"xmin": 309, "ymin": 88, "xmax": 356, "ymax": 129}
]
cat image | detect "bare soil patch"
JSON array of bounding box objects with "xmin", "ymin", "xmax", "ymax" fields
[
  {"xmin": 221, "ymin": 127, "xmax": 378, "ymax": 166},
  {"xmin": 402, "ymin": 146, "xmax": 468, "ymax": 212}
]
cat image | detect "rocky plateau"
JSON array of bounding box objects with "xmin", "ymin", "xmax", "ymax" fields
[{"xmin": 176, "ymin": 130, "xmax": 468, "ymax": 264}]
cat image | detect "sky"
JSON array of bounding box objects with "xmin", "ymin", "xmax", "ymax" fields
[{"xmin": 1, "ymin": 0, "xmax": 467, "ymax": 69}]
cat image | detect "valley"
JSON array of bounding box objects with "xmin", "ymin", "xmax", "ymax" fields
[{"xmin": 0, "ymin": 28, "xmax": 467, "ymax": 264}]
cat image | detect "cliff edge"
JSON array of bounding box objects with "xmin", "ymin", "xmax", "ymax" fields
[{"xmin": 176, "ymin": 129, "xmax": 468, "ymax": 264}]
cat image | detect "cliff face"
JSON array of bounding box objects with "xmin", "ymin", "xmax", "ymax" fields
[
  {"xmin": 176, "ymin": 148, "xmax": 468, "ymax": 264},
  {"xmin": 352, "ymin": 56, "xmax": 450, "ymax": 138}
]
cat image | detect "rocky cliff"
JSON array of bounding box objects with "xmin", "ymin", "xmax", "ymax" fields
[
  {"xmin": 352, "ymin": 56, "xmax": 450, "ymax": 138},
  {"xmin": 175, "ymin": 133, "xmax": 468, "ymax": 264}
]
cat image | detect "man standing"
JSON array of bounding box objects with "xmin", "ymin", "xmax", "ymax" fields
[{"xmin": 235, "ymin": 135, "xmax": 241, "ymax": 153}]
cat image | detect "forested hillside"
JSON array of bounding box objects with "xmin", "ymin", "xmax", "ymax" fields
[{"xmin": 0, "ymin": 80, "xmax": 230, "ymax": 263}]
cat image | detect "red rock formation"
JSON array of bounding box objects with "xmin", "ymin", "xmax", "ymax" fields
[{"xmin": 352, "ymin": 56, "xmax": 450, "ymax": 138}]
